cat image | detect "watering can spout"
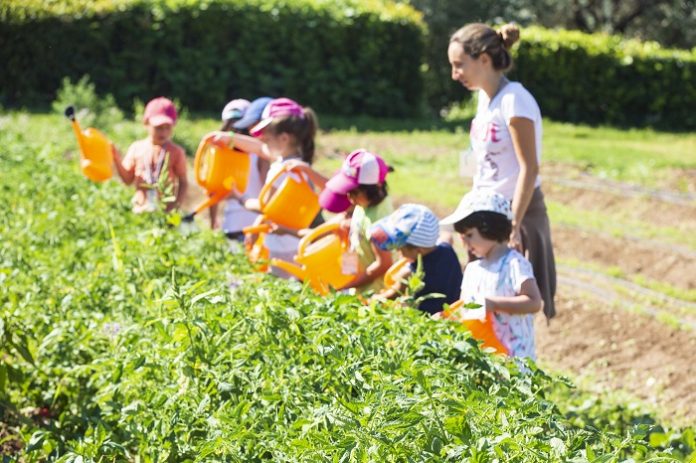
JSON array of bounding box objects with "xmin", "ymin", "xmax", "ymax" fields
[
  {"xmin": 64, "ymin": 105, "xmax": 113, "ymax": 182},
  {"xmin": 269, "ymin": 259, "xmax": 307, "ymax": 281},
  {"xmin": 64, "ymin": 106, "xmax": 76, "ymax": 121}
]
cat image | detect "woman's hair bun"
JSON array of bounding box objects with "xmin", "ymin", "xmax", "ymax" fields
[{"xmin": 498, "ymin": 23, "xmax": 520, "ymax": 49}]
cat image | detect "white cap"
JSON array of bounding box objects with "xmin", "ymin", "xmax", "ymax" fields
[{"xmin": 440, "ymin": 190, "xmax": 513, "ymax": 225}]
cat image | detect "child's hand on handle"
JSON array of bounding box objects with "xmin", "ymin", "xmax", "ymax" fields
[
  {"xmin": 282, "ymin": 159, "xmax": 307, "ymax": 173},
  {"xmin": 203, "ymin": 130, "xmax": 232, "ymax": 147},
  {"xmin": 111, "ymin": 143, "xmax": 122, "ymax": 163}
]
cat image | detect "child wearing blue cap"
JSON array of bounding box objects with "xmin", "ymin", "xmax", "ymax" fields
[
  {"xmin": 370, "ymin": 204, "xmax": 462, "ymax": 315},
  {"xmin": 208, "ymin": 98, "xmax": 270, "ymax": 246}
]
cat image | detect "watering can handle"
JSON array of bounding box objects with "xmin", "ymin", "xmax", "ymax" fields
[
  {"xmin": 383, "ymin": 257, "xmax": 411, "ymax": 289},
  {"xmin": 193, "ymin": 138, "xmax": 210, "ymax": 186},
  {"xmin": 296, "ymin": 221, "xmax": 341, "ymax": 256},
  {"xmin": 242, "ymin": 223, "xmax": 273, "ymax": 235},
  {"xmin": 258, "ymin": 165, "xmax": 310, "ymax": 211},
  {"xmin": 193, "ymin": 137, "xmax": 220, "ymax": 185},
  {"xmin": 442, "ymin": 299, "xmax": 464, "ymax": 318}
]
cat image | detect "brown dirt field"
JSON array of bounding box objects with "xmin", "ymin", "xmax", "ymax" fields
[
  {"xmin": 536, "ymin": 290, "xmax": 696, "ymax": 425},
  {"xmin": 544, "ymin": 181, "xmax": 696, "ymax": 232},
  {"xmin": 552, "ymin": 226, "xmax": 696, "ymax": 290}
]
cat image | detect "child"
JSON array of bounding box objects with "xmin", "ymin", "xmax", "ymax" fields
[
  {"xmin": 369, "ymin": 204, "xmax": 462, "ymax": 315},
  {"xmin": 205, "ymin": 97, "xmax": 326, "ymax": 273},
  {"xmin": 208, "ymin": 98, "xmax": 271, "ymax": 251},
  {"xmin": 319, "ymin": 149, "xmax": 393, "ymax": 292},
  {"xmin": 440, "ymin": 190, "xmax": 542, "ymax": 359},
  {"xmin": 112, "ymin": 97, "xmax": 188, "ymax": 213}
]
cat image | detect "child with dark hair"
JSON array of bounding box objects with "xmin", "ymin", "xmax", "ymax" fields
[
  {"xmin": 318, "ymin": 149, "xmax": 394, "ymax": 292},
  {"xmin": 441, "ymin": 190, "xmax": 542, "ymax": 359}
]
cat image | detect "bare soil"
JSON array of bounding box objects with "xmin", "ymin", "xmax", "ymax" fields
[
  {"xmin": 536, "ymin": 289, "xmax": 696, "ymax": 424},
  {"xmin": 553, "ymin": 226, "xmax": 696, "ymax": 290}
]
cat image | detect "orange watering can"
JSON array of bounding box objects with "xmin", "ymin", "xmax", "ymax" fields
[
  {"xmin": 258, "ymin": 166, "xmax": 320, "ymax": 230},
  {"xmin": 383, "ymin": 257, "xmax": 411, "ymax": 290},
  {"xmin": 243, "ymin": 223, "xmax": 272, "ymax": 272},
  {"xmin": 270, "ymin": 222, "xmax": 356, "ymax": 294},
  {"xmin": 442, "ymin": 300, "xmax": 508, "ymax": 355},
  {"xmin": 184, "ymin": 138, "xmax": 251, "ymax": 221},
  {"xmin": 64, "ymin": 106, "xmax": 113, "ymax": 182}
]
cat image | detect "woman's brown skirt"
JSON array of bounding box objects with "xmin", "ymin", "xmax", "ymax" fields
[{"xmin": 521, "ymin": 187, "xmax": 557, "ymax": 320}]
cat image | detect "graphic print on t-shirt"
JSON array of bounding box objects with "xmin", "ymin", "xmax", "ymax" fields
[{"xmin": 470, "ymin": 119, "xmax": 508, "ymax": 182}]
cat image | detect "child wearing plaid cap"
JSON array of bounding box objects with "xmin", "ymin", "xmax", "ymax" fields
[
  {"xmin": 441, "ymin": 190, "xmax": 542, "ymax": 359},
  {"xmin": 370, "ymin": 204, "xmax": 462, "ymax": 315}
]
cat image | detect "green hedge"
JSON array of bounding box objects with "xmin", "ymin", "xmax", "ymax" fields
[
  {"xmin": 509, "ymin": 27, "xmax": 696, "ymax": 129},
  {"xmin": 0, "ymin": 0, "xmax": 425, "ymax": 117}
]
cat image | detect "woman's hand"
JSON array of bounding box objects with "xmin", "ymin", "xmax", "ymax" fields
[{"xmin": 508, "ymin": 226, "xmax": 523, "ymax": 252}]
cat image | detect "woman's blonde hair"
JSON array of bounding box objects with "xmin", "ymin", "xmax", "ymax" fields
[{"xmin": 450, "ymin": 23, "xmax": 520, "ymax": 72}]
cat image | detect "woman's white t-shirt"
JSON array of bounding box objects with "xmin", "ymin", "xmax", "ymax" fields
[
  {"xmin": 470, "ymin": 81, "xmax": 542, "ymax": 200},
  {"xmin": 222, "ymin": 153, "xmax": 262, "ymax": 234},
  {"xmin": 460, "ymin": 249, "xmax": 537, "ymax": 359}
]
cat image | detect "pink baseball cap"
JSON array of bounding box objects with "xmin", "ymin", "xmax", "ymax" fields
[
  {"xmin": 319, "ymin": 149, "xmax": 389, "ymax": 213},
  {"xmin": 249, "ymin": 97, "xmax": 304, "ymax": 137},
  {"xmin": 143, "ymin": 97, "xmax": 177, "ymax": 126}
]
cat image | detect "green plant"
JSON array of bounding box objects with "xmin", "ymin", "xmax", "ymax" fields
[
  {"xmin": 2, "ymin": 109, "xmax": 694, "ymax": 462},
  {"xmin": 51, "ymin": 75, "xmax": 124, "ymax": 130}
]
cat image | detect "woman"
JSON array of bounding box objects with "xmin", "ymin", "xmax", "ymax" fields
[{"xmin": 447, "ymin": 23, "xmax": 556, "ymax": 319}]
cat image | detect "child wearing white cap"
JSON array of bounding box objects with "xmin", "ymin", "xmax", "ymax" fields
[
  {"xmin": 208, "ymin": 98, "xmax": 267, "ymax": 247},
  {"xmin": 370, "ymin": 204, "xmax": 462, "ymax": 315},
  {"xmin": 441, "ymin": 190, "xmax": 542, "ymax": 359}
]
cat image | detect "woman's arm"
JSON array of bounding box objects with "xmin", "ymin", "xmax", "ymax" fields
[
  {"xmin": 485, "ymin": 278, "xmax": 542, "ymax": 315},
  {"xmin": 508, "ymin": 116, "xmax": 539, "ymax": 251}
]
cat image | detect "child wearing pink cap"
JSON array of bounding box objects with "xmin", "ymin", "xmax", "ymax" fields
[
  {"xmin": 319, "ymin": 149, "xmax": 394, "ymax": 292},
  {"xmin": 204, "ymin": 97, "xmax": 327, "ymax": 273},
  {"xmin": 112, "ymin": 97, "xmax": 188, "ymax": 213}
]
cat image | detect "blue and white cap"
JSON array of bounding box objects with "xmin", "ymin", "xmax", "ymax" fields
[
  {"xmin": 440, "ymin": 189, "xmax": 513, "ymax": 225},
  {"xmin": 370, "ymin": 204, "xmax": 440, "ymax": 250}
]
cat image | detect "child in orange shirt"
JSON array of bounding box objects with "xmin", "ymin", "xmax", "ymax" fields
[{"xmin": 113, "ymin": 97, "xmax": 188, "ymax": 213}]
